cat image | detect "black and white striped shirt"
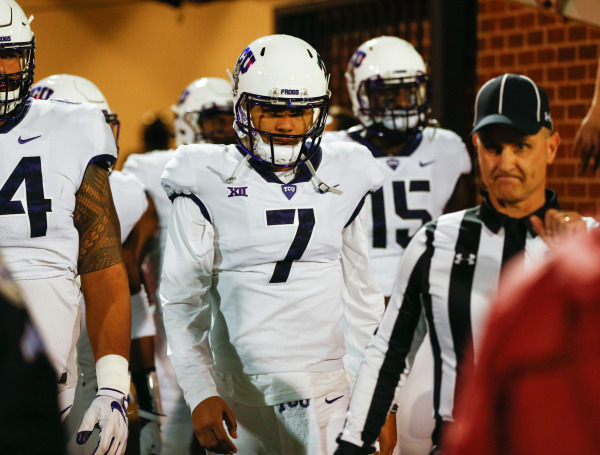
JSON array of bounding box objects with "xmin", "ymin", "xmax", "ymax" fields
[{"xmin": 337, "ymin": 190, "xmax": 598, "ymax": 452}]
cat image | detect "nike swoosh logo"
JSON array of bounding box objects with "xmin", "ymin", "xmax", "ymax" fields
[
  {"xmin": 325, "ymin": 395, "xmax": 344, "ymax": 404},
  {"xmin": 58, "ymin": 404, "xmax": 72, "ymax": 417},
  {"xmin": 419, "ymin": 160, "xmax": 435, "ymax": 167},
  {"xmin": 18, "ymin": 135, "xmax": 41, "ymax": 144}
]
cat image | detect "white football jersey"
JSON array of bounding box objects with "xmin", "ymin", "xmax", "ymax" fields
[
  {"xmin": 122, "ymin": 150, "xmax": 174, "ymax": 233},
  {"xmin": 323, "ymin": 126, "xmax": 471, "ymax": 295},
  {"xmin": 0, "ymin": 99, "xmax": 118, "ymax": 280},
  {"xmin": 160, "ymin": 143, "xmax": 385, "ymax": 408},
  {"xmin": 109, "ymin": 170, "xmax": 148, "ymax": 243}
]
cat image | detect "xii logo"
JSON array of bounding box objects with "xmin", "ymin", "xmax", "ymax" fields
[{"xmin": 227, "ymin": 186, "xmax": 248, "ymax": 198}]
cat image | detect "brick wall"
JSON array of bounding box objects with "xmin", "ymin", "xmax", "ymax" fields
[{"xmin": 477, "ymin": 0, "xmax": 600, "ymax": 214}]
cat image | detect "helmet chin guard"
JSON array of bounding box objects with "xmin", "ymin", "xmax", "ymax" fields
[{"xmin": 231, "ymin": 34, "xmax": 330, "ymax": 169}]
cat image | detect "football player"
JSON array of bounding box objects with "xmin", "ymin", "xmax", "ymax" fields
[
  {"xmin": 122, "ymin": 76, "xmax": 235, "ymax": 455},
  {"xmin": 31, "ymin": 74, "xmax": 163, "ymax": 455},
  {"xmin": 159, "ymin": 34, "xmax": 385, "ymax": 455},
  {"xmin": 323, "ymin": 36, "xmax": 473, "ymax": 455},
  {"xmin": 0, "ymin": 2, "xmax": 130, "ymax": 455}
]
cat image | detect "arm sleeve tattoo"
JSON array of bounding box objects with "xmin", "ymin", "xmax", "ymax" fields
[{"xmin": 74, "ymin": 164, "xmax": 123, "ymax": 274}]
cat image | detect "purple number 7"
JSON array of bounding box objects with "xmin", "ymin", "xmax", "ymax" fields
[{"xmin": 266, "ymin": 208, "xmax": 315, "ymax": 283}]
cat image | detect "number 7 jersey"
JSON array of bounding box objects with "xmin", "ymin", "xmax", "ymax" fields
[
  {"xmin": 0, "ymin": 99, "xmax": 118, "ymax": 280},
  {"xmin": 160, "ymin": 142, "xmax": 385, "ymax": 407}
]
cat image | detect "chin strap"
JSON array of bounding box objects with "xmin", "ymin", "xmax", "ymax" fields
[
  {"xmin": 305, "ymin": 159, "xmax": 343, "ymax": 195},
  {"xmin": 207, "ymin": 153, "xmax": 251, "ymax": 184}
]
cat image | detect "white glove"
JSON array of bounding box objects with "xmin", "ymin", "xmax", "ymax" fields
[
  {"xmin": 76, "ymin": 387, "xmax": 129, "ymax": 455},
  {"xmin": 139, "ymin": 411, "xmax": 162, "ymax": 455}
]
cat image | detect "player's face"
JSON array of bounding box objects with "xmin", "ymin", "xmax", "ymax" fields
[
  {"xmin": 0, "ymin": 49, "xmax": 22, "ymax": 86},
  {"xmin": 250, "ymin": 105, "xmax": 314, "ymax": 145},
  {"xmin": 474, "ymin": 124, "xmax": 559, "ymax": 216},
  {"xmin": 371, "ymin": 82, "xmax": 425, "ymax": 110},
  {"xmin": 200, "ymin": 110, "xmax": 236, "ymax": 145}
]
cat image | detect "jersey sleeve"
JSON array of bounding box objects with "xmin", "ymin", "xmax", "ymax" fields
[
  {"xmin": 160, "ymin": 146, "xmax": 198, "ymax": 198},
  {"xmin": 445, "ymin": 129, "xmax": 472, "ymax": 176},
  {"xmin": 347, "ymin": 142, "xmax": 385, "ymax": 193},
  {"xmin": 338, "ymin": 225, "xmax": 430, "ymax": 451},
  {"xmin": 109, "ymin": 171, "xmax": 148, "ymax": 243},
  {"xmin": 89, "ymin": 105, "xmax": 118, "ymax": 170},
  {"xmin": 121, "ymin": 154, "xmax": 147, "ymax": 186},
  {"xmin": 159, "ymin": 195, "xmax": 217, "ymax": 412},
  {"xmin": 341, "ymin": 203, "xmax": 385, "ymax": 384}
]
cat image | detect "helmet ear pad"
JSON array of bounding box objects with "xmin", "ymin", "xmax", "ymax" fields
[
  {"xmin": 231, "ymin": 34, "xmax": 331, "ymax": 169},
  {"xmin": 346, "ymin": 35, "xmax": 430, "ymax": 138}
]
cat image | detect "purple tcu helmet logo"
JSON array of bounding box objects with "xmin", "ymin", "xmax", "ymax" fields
[
  {"xmin": 0, "ymin": 36, "xmax": 10, "ymax": 42},
  {"xmin": 30, "ymin": 86, "xmax": 54, "ymax": 100},
  {"xmin": 281, "ymin": 89, "xmax": 300, "ymax": 95},
  {"xmin": 177, "ymin": 89, "xmax": 190, "ymax": 106},
  {"xmin": 350, "ymin": 50, "xmax": 366, "ymax": 68},
  {"xmin": 236, "ymin": 47, "xmax": 256, "ymax": 75}
]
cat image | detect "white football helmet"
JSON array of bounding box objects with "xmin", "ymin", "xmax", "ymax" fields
[
  {"xmin": 0, "ymin": 0, "xmax": 35, "ymax": 121},
  {"xmin": 346, "ymin": 36, "xmax": 429, "ymax": 137},
  {"xmin": 232, "ymin": 34, "xmax": 330, "ymax": 169},
  {"xmin": 31, "ymin": 74, "xmax": 120, "ymax": 144},
  {"xmin": 172, "ymin": 77, "xmax": 234, "ymax": 146}
]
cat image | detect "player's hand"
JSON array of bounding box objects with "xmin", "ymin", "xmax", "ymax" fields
[
  {"xmin": 530, "ymin": 209, "xmax": 587, "ymax": 249},
  {"xmin": 191, "ymin": 396, "xmax": 238, "ymax": 454},
  {"xmin": 138, "ymin": 409, "xmax": 163, "ymax": 455},
  {"xmin": 574, "ymin": 111, "xmax": 600, "ymax": 172},
  {"xmin": 76, "ymin": 388, "xmax": 129, "ymax": 455},
  {"xmin": 374, "ymin": 412, "xmax": 398, "ymax": 455}
]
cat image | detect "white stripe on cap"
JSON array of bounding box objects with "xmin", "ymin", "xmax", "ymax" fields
[
  {"xmin": 520, "ymin": 74, "xmax": 541, "ymax": 122},
  {"xmin": 498, "ymin": 73, "xmax": 509, "ymax": 114},
  {"xmin": 473, "ymin": 77, "xmax": 496, "ymax": 126}
]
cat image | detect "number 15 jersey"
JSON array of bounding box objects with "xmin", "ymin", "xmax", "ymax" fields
[
  {"xmin": 0, "ymin": 99, "xmax": 117, "ymax": 280},
  {"xmin": 324, "ymin": 126, "xmax": 471, "ymax": 295}
]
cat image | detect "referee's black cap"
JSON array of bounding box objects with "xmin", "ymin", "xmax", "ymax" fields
[{"xmin": 471, "ymin": 73, "xmax": 553, "ymax": 136}]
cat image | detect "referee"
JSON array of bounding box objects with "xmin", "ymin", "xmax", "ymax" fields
[{"xmin": 334, "ymin": 73, "xmax": 598, "ymax": 455}]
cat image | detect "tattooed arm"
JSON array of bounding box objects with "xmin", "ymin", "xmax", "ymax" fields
[{"xmin": 75, "ymin": 163, "xmax": 131, "ymax": 361}]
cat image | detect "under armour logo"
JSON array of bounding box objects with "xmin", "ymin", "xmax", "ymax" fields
[
  {"xmin": 228, "ymin": 186, "xmax": 248, "ymax": 197},
  {"xmin": 544, "ymin": 112, "xmax": 552, "ymax": 123},
  {"xmin": 454, "ymin": 253, "xmax": 476, "ymax": 265},
  {"xmin": 387, "ymin": 158, "xmax": 399, "ymax": 170}
]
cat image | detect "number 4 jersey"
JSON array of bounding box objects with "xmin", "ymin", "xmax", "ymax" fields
[
  {"xmin": 323, "ymin": 126, "xmax": 472, "ymax": 295},
  {"xmin": 160, "ymin": 142, "xmax": 385, "ymax": 409},
  {"xmin": 0, "ymin": 99, "xmax": 118, "ymax": 280}
]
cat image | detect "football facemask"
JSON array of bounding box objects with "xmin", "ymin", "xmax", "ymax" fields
[
  {"xmin": 189, "ymin": 106, "xmax": 236, "ymax": 145},
  {"xmin": 0, "ymin": 45, "xmax": 34, "ymax": 121},
  {"xmin": 358, "ymin": 73, "xmax": 429, "ymax": 136},
  {"xmin": 235, "ymin": 92, "xmax": 328, "ymax": 169}
]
